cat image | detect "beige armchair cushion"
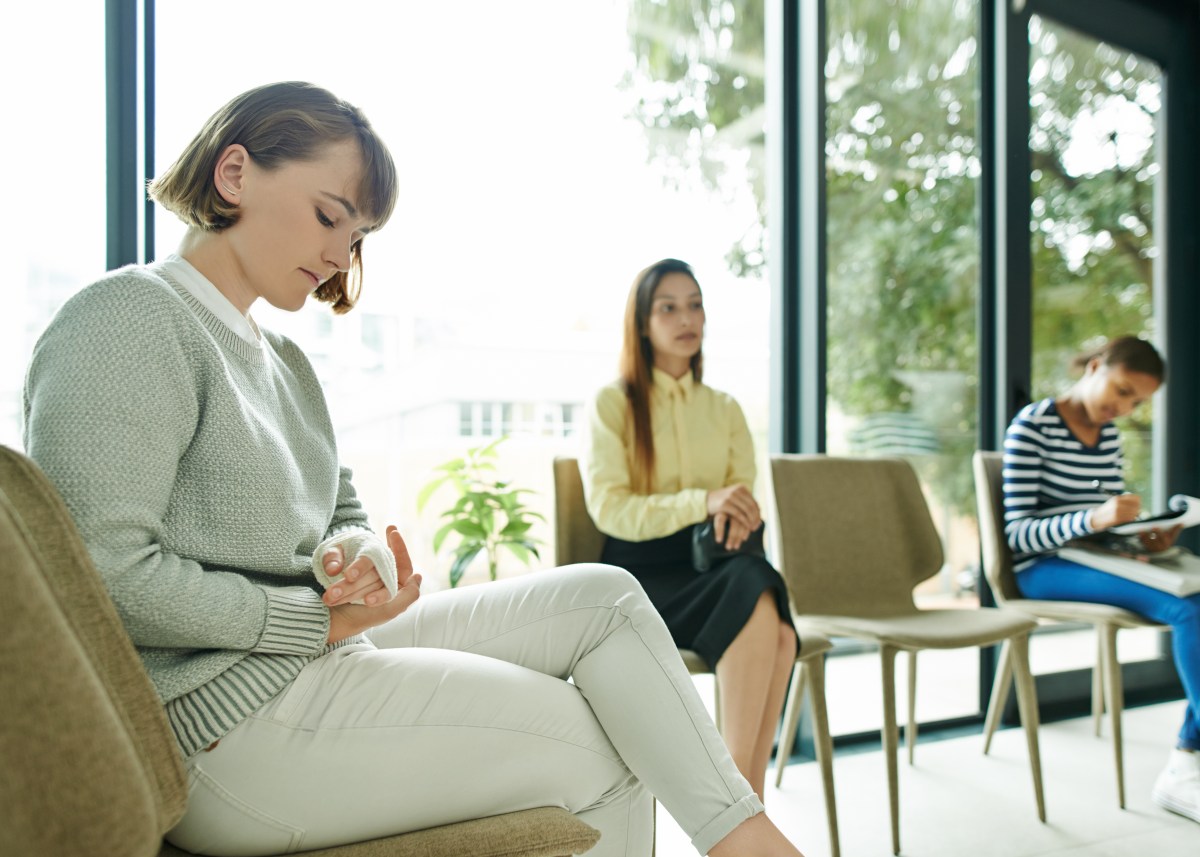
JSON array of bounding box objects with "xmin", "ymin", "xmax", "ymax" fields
[
  {"xmin": 0, "ymin": 449, "xmax": 183, "ymax": 857},
  {"xmin": 0, "ymin": 445, "xmax": 598, "ymax": 857}
]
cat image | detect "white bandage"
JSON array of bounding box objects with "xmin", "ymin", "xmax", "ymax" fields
[{"xmin": 312, "ymin": 531, "xmax": 398, "ymax": 604}]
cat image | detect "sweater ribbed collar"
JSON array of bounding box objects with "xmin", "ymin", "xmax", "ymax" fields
[{"xmin": 148, "ymin": 264, "xmax": 267, "ymax": 365}]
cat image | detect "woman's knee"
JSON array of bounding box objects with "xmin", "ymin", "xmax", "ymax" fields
[
  {"xmin": 554, "ymin": 563, "xmax": 648, "ymax": 606},
  {"xmin": 1166, "ymin": 594, "xmax": 1200, "ymax": 631},
  {"xmin": 777, "ymin": 620, "xmax": 796, "ymax": 655}
]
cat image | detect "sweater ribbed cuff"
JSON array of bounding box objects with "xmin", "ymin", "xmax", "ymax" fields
[{"xmin": 257, "ymin": 586, "xmax": 331, "ymax": 656}]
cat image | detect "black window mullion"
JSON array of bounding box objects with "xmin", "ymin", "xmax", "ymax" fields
[{"xmin": 105, "ymin": 0, "xmax": 138, "ymax": 270}]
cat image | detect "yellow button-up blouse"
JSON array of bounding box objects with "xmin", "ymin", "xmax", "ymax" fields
[{"xmin": 583, "ymin": 369, "xmax": 756, "ymax": 542}]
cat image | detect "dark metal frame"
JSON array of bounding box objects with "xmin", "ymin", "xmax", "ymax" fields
[
  {"xmin": 769, "ymin": 0, "xmax": 1200, "ymax": 753},
  {"xmin": 110, "ymin": 0, "xmax": 1198, "ymax": 751},
  {"xmin": 106, "ymin": 0, "xmax": 155, "ymax": 269}
]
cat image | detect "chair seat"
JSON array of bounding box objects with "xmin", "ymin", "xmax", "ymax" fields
[
  {"xmin": 158, "ymin": 807, "xmax": 599, "ymax": 857},
  {"xmin": 1004, "ymin": 598, "xmax": 1165, "ymax": 629},
  {"xmin": 679, "ymin": 648, "xmax": 709, "ymax": 673},
  {"xmin": 797, "ymin": 629, "xmax": 835, "ymax": 659},
  {"xmin": 799, "ymin": 608, "xmax": 1037, "ymax": 650}
]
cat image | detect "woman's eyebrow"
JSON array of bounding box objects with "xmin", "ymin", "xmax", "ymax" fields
[
  {"xmin": 320, "ymin": 190, "xmax": 358, "ymax": 218},
  {"xmin": 653, "ymin": 290, "xmax": 702, "ymax": 303}
]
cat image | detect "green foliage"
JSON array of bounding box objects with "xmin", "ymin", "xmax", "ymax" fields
[
  {"xmin": 625, "ymin": 0, "xmax": 1159, "ymax": 514},
  {"xmin": 417, "ymin": 437, "xmax": 545, "ymax": 588}
]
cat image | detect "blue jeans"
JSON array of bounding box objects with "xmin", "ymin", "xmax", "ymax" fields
[{"xmin": 1018, "ymin": 556, "xmax": 1200, "ymax": 750}]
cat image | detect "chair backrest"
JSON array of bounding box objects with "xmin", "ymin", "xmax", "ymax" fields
[
  {"xmin": 0, "ymin": 445, "xmax": 187, "ymax": 857},
  {"xmin": 552, "ymin": 457, "xmax": 606, "ymax": 565},
  {"xmin": 770, "ymin": 454, "xmax": 944, "ymax": 617},
  {"xmin": 973, "ymin": 450, "xmax": 1021, "ymax": 604}
]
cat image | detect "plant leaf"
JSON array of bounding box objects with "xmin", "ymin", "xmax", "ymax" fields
[
  {"xmin": 451, "ymin": 520, "xmax": 488, "ymax": 540},
  {"xmin": 500, "ymin": 520, "xmax": 533, "ymax": 538},
  {"xmin": 502, "ymin": 542, "xmax": 534, "ymax": 565},
  {"xmin": 450, "ymin": 546, "xmax": 483, "ymax": 588},
  {"xmin": 415, "ymin": 475, "xmax": 449, "ymax": 512},
  {"xmin": 432, "ymin": 520, "xmax": 457, "ymax": 553}
]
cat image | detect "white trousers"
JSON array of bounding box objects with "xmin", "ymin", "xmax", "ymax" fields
[{"xmin": 166, "ymin": 564, "xmax": 762, "ymax": 857}]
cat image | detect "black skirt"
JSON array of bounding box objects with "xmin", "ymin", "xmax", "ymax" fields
[{"xmin": 601, "ymin": 526, "xmax": 797, "ymax": 670}]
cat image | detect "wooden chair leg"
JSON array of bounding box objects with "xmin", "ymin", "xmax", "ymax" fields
[
  {"xmin": 713, "ymin": 673, "xmax": 722, "ymax": 733},
  {"xmin": 1007, "ymin": 633, "xmax": 1046, "ymax": 822},
  {"xmin": 807, "ymin": 654, "xmax": 841, "ymax": 857},
  {"xmin": 1093, "ymin": 630, "xmax": 1106, "ymax": 737},
  {"xmin": 881, "ymin": 645, "xmax": 902, "ymax": 856},
  {"xmin": 983, "ymin": 638, "xmax": 1013, "ymax": 755},
  {"xmin": 1100, "ymin": 624, "xmax": 1127, "ymax": 808},
  {"xmin": 774, "ymin": 660, "xmax": 806, "ymax": 788},
  {"xmin": 906, "ymin": 650, "xmax": 918, "ymax": 766}
]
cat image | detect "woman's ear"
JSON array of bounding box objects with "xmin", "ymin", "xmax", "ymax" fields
[{"xmin": 213, "ymin": 144, "xmax": 249, "ymax": 203}]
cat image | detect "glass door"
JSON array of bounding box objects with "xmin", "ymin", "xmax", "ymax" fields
[
  {"xmin": 1025, "ymin": 12, "xmax": 1165, "ymax": 679},
  {"xmin": 824, "ymin": 0, "xmax": 983, "ymax": 735},
  {"xmin": 997, "ymin": 0, "xmax": 1192, "ymax": 713}
]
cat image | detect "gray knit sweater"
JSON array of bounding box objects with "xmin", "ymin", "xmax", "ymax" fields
[{"xmin": 23, "ymin": 265, "xmax": 368, "ymax": 758}]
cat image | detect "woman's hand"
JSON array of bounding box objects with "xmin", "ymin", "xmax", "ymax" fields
[
  {"xmin": 1089, "ymin": 494, "xmax": 1143, "ymax": 531},
  {"xmin": 1139, "ymin": 524, "xmax": 1184, "ymax": 553},
  {"xmin": 321, "ymin": 544, "xmax": 388, "ymax": 607},
  {"xmin": 326, "ymin": 526, "xmax": 422, "ymax": 644},
  {"xmin": 706, "ymin": 484, "xmax": 761, "ymax": 549}
]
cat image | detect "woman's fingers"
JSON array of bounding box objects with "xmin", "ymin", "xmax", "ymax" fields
[
  {"xmin": 725, "ymin": 519, "xmax": 751, "ymax": 550},
  {"xmin": 719, "ymin": 493, "xmax": 760, "ymax": 531},
  {"xmin": 1140, "ymin": 524, "xmax": 1184, "ymax": 552},
  {"xmin": 390, "ymin": 572, "xmax": 422, "ymax": 615},
  {"xmin": 323, "ymin": 554, "xmax": 381, "ymax": 605},
  {"xmin": 322, "ymin": 545, "xmax": 345, "ymax": 577},
  {"xmin": 387, "ymin": 525, "xmax": 415, "ymax": 585},
  {"xmin": 712, "ymin": 512, "xmax": 730, "ymax": 547},
  {"xmin": 323, "ymin": 574, "xmax": 384, "ymax": 606}
]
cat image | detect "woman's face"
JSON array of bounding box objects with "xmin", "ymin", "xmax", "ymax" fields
[
  {"xmin": 226, "ymin": 139, "xmax": 375, "ymax": 312},
  {"xmin": 645, "ymin": 272, "xmax": 704, "ymax": 372},
  {"xmin": 1077, "ymin": 359, "xmax": 1161, "ymax": 425}
]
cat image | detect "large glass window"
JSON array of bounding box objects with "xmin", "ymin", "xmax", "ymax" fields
[
  {"xmin": 824, "ymin": 0, "xmax": 982, "ymax": 733},
  {"xmin": 153, "ymin": 1, "xmax": 769, "ymax": 590},
  {"xmin": 2, "ymin": 7, "xmax": 106, "ymax": 449},
  {"xmin": 1027, "ymin": 14, "xmax": 1163, "ymax": 674}
]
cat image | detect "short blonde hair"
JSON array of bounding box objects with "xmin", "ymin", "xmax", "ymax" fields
[{"xmin": 149, "ymin": 81, "xmax": 397, "ymax": 314}]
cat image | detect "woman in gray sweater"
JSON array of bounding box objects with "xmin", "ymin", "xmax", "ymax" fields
[{"xmin": 23, "ymin": 81, "xmax": 807, "ymax": 857}]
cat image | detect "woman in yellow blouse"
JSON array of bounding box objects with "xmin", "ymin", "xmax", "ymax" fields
[{"xmin": 583, "ymin": 258, "xmax": 797, "ymax": 798}]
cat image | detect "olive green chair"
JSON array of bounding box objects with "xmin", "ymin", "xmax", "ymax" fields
[
  {"xmin": 552, "ymin": 456, "xmax": 840, "ymax": 857},
  {"xmin": 771, "ymin": 453, "xmax": 1046, "ymax": 856},
  {"xmin": 0, "ymin": 445, "xmax": 599, "ymax": 857},
  {"xmin": 974, "ymin": 449, "xmax": 1168, "ymax": 809}
]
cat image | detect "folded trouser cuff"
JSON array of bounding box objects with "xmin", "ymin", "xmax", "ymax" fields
[{"xmin": 690, "ymin": 793, "xmax": 765, "ymax": 855}]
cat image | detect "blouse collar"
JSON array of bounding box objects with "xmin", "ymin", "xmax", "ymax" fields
[{"xmin": 652, "ymin": 367, "xmax": 696, "ymax": 401}]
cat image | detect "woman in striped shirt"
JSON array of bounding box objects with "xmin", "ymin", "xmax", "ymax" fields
[{"xmin": 1002, "ymin": 335, "xmax": 1200, "ymax": 824}]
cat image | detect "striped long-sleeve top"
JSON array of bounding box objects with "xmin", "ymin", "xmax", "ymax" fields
[{"xmin": 1003, "ymin": 398, "xmax": 1124, "ymax": 566}]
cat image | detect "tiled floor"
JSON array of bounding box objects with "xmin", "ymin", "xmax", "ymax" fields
[{"xmin": 653, "ymin": 699, "xmax": 1200, "ymax": 856}]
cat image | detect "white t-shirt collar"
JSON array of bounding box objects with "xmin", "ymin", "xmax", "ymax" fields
[{"xmin": 157, "ymin": 254, "xmax": 262, "ymax": 346}]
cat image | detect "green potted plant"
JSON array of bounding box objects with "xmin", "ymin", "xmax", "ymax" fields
[{"xmin": 417, "ymin": 437, "xmax": 546, "ymax": 587}]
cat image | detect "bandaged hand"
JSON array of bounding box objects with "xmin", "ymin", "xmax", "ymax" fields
[
  {"xmin": 313, "ymin": 530, "xmax": 398, "ymax": 606},
  {"xmin": 326, "ymin": 526, "xmax": 422, "ymax": 644}
]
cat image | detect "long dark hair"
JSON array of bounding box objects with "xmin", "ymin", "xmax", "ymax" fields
[{"xmin": 617, "ymin": 259, "xmax": 704, "ymax": 494}]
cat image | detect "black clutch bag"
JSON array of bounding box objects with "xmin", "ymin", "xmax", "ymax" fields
[{"xmin": 691, "ymin": 519, "xmax": 766, "ymax": 573}]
